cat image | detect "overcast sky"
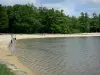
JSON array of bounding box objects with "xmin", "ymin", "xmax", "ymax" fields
[{"xmin": 0, "ymin": 0, "xmax": 100, "ymax": 16}]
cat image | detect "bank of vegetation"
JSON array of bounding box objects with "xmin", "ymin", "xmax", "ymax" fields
[
  {"xmin": 0, "ymin": 64, "xmax": 14, "ymax": 75},
  {"xmin": 0, "ymin": 4, "xmax": 100, "ymax": 33}
]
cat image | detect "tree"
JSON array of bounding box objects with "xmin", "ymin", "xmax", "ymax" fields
[
  {"xmin": 0, "ymin": 4, "xmax": 8, "ymax": 33},
  {"xmin": 79, "ymin": 12, "xmax": 85, "ymax": 32},
  {"xmin": 98, "ymin": 14, "xmax": 100, "ymax": 32},
  {"xmin": 69, "ymin": 16, "xmax": 80, "ymax": 33},
  {"xmin": 6, "ymin": 5, "xmax": 16, "ymax": 33},
  {"xmin": 84, "ymin": 12, "xmax": 90, "ymax": 32},
  {"xmin": 7, "ymin": 4, "xmax": 40, "ymax": 33},
  {"xmin": 0, "ymin": 4, "xmax": 100, "ymax": 33},
  {"xmin": 90, "ymin": 13, "xmax": 99, "ymax": 32}
]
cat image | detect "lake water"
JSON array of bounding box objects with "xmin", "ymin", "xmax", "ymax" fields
[{"xmin": 14, "ymin": 37, "xmax": 100, "ymax": 75}]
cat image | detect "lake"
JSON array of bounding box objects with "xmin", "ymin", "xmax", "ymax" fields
[{"xmin": 14, "ymin": 36, "xmax": 100, "ymax": 75}]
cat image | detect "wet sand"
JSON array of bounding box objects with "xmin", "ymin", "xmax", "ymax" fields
[{"xmin": 0, "ymin": 35, "xmax": 34, "ymax": 75}]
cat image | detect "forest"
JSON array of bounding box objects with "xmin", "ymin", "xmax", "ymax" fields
[{"xmin": 0, "ymin": 4, "xmax": 100, "ymax": 34}]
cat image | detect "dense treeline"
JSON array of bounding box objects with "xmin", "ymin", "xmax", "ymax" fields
[{"xmin": 0, "ymin": 4, "xmax": 100, "ymax": 34}]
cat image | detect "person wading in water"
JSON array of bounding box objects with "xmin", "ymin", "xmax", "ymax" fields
[
  {"xmin": 11, "ymin": 34, "xmax": 13, "ymax": 43},
  {"xmin": 9, "ymin": 34, "xmax": 16, "ymax": 55}
]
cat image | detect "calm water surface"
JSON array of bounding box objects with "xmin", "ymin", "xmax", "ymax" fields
[{"xmin": 14, "ymin": 37, "xmax": 100, "ymax": 75}]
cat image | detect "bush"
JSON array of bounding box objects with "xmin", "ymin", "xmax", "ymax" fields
[{"xmin": 0, "ymin": 64, "xmax": 14, "ymax": 75}]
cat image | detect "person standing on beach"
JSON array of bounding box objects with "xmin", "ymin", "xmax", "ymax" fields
[
  {"xmin": 14, "ymin": 34, "xmax": 16, "ymax": 40},
  {"xmin": 11, "ymin": 34, "xmax": 13, "ymax": 43},
  {"xmin": 11, "ymin": 34, "xmax": 16, "ymax": 43},
  {"xmin": 9, "ymin": 34, "xmax": 16, "ymax": 55}
]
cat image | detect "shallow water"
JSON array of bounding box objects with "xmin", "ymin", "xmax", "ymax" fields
[{"xmin": 14, "ymin": 37, "xmax": 100, "ymax": 75}]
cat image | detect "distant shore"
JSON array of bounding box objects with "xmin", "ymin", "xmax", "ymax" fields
[
  {"xmin": 16, "ymin": 33, "xmax": 100, "ymax": 40},
  {"xmin": 0, "ymin": 33, "xmax": 100, "ymax": 75}
]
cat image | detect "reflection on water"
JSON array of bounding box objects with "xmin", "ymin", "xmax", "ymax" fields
[{"xmin": 14, "ymin": 37, "xmax": 100, "ymax": 75}]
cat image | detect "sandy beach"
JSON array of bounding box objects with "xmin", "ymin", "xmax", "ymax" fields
[
  {"xmin": 0, "ymin": 35, "xmax": 34, "ymax": 75},
  {"xmin": 0, "ymin": 33, "xmax": 100, "ymax": 75}
]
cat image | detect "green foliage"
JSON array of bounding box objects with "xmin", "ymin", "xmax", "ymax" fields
[
  {"xmin": 90, "ymin": 13, "xmax": 99, "ymax": 32},
  {"xmin": 0, "ymin": 4, "xmax": 8, "ymax": 32},
  {"xmin": 0, "ymin": 4, "xmax": 100, "ymax": 33},
  {"xmin": 0, "ymin": 64, "xmax": 14, "ymax": 75}
]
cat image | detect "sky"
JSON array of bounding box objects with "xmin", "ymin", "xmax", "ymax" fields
[{"xmin": 0, "ymin": 0, "xmax": 100, "ymax": 16}]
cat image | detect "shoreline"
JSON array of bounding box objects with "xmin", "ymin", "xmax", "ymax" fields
[
  {"xmin": 0, "ymin": 35, "xmax": 34, "ymax": 75},
  {"xmin": 0, "ymin": 33, "xmax": 100, "ymax": 75},
  {"xmin": 16, "ymin": 33, "xmax": 100, "ymax": 40}
]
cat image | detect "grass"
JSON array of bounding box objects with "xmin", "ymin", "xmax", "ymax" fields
[{"xmin": 0, "ymin": 64, "xmax": 14, "ymax": 75}]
